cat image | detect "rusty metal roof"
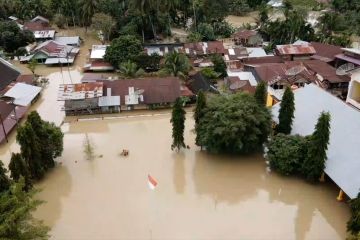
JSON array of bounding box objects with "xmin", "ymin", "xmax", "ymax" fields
[{"xmin": 276, "ymin": 44, "xmax": 316, "ymax": 55}]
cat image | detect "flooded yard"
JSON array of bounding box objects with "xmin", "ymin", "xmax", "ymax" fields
[{"xmin": 0, "ymin": 65, "xmax": 351, "ymax": 239}]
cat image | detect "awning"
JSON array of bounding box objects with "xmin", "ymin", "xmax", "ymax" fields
[{"xmin": 335, "ymin": 54, "xmax": 360, "ymax": 66}]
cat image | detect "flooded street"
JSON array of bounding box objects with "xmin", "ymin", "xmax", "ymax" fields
[{"xmin": 0, "ymin": 56, "xmax": 351, "ymax": 239}]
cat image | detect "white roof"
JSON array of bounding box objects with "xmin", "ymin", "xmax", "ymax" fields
[
  {"xmin": 33, "ymin": 30, "xmax": 55, "ymax": 39},
  {"xmin": 54, "ymin": 36, "xmax": 80, "ymax": 46},
  {"xmin": 293, "ymin": 40, "xmax": 309, "ymax": 45},
  {"xmin": 272, "ymin": 84, "xmax": 360, "ymax": 199},
  {"xmin": 4, "ymin": 83, "xmax": 41, "ymax": 106},
  {"xmin": 45, "ymin": 58, "xmax": 75, "ymax": 65},
  {"xmin": 227, "ymin": 70, "xmax": 257, "ymax": 86},
  {"xmin": 98, "ymin": 96, "xmax": 120, "ymax": 107},
  {"xmin": 90, "ymin": 45, "xmax": 109, "ymax": 59},
  {"xmin": 342, "ymin": 48, "xmax": 360, "ymax": 56},
  {"xmin": 246, "ymin": 48, "xmax": 267, "ymax": 58},
  {"xmin": 267, "ymin": 0, "xmax": 283, "ymax": 7}
]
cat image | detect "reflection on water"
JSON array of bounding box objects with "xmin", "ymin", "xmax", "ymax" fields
[{"xmin": 27, "ymin": 115, "xmax": 350, "ymax": 240}]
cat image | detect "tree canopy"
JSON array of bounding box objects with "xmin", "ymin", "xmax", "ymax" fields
[
  {"xmin": 104, "ymin": 35, "xmax": 143, "ymax": 67},
  {"xmin": 276, "ymin": 86, "xmax": 295, "ymax": 135},
  {"xmin": 171, "ymin": 98, "xmax": 186, "ymax": 151},
  {"xmin": 0, "ymin": 21, "xmax": 34, "ymax": 53},
  {"xmin": 196, "ymin": 93, "xmax": 271, "ymax": 154}
]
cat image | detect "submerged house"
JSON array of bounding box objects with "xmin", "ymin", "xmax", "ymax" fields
[
  {"xmin": 83, "ymin": 45, "xmax": 114, "ymax": 72},
  {"xmin": 20, "ymin": 40, "xmax": 79, "ymax": 65},
  {"xmin": 23, "ymin": 16, "xmax": 55, "ymax": 42},
  {"xmin": 272, "ymin": 84, "xmax": 360, "ymax": 200}
]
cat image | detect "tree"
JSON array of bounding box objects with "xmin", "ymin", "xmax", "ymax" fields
[
  {"xmin": 104, "ymin": 35, "xmax": 143, "ymax": 67},
  {"xmin": 53, "ymin": 13, "xmax": 67, "ymax": 28},
  {"xmin": 197, "ymin": 23, "xmax": 216, "ymax": 41},
  {"xmin": 194, "ymin": 90, "xmax": 206, "ymax": 147},
  {"xmin": 276, "ymin": 86, "xmax": 294, "ymax": 135},
  {"xmin": 267, "ymin": 134, "xmax": 308, "ymax": 176},
  {"xmin": 228, "ymin": 0, "xmax": 251, "ymax": 16},
  {"xmin": 119, "ymin": 60, "xmax": 145, "ymax": 78},
  {"xmin": 197, "ymin": 93, "xmax": 271, "ymax": 154},
  {"xmin": 27, "ymin": 59, "xmax": 37, "ymax": 80},
  {"xmin": 163, "ymin": 51, "xmax": 191, "ymax": 78},
  {"xmin": 0, "ymin": 179, "xmax": 50, "ymax": 239},
  {"xmin": 79, "ymin": 0, "xmax": 99, "ymax": 32},
  {"xmin": 348, "ymin": 193, "xmax": 360, "ymax": 235},
  {"xmin": 133, "ymin": 53, "xmax": 161, "ymax": 72},
  {"xmin": 0, "ymin": 161, "xmax": 10, "ymax": 193},
  {"xmin": 8, "ymin": 153, "xmax": 32, "ymax": 190},
  {"xmin": 254, "ymin": 82, "xmax": 267, "ymax": 106},
  {"xmin": 91, "ymin": 13, "xmax": 116, "ymax": 43},
  {"xmin": 171, "ymin": 98, "xmax": 186, "ymax": 151},
  {"xmin": 211, "ymin": 54, "xmax": 227, "ymax": 78},
  {"xmin": 0, "ymin": 21, "xmax": 35, "ymax": 53},
  {"xmin": 301, "ymin": 111, "xmax": 331, "ymax": 182}
]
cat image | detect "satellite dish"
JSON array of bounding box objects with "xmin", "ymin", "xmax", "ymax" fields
[
  {"xmin": 285, "ymin": 65, "xmax": 306, "ymax": 76},
  {"xmin": 336, "ymin": 63, "xmax": 356, "ymax": 75}
]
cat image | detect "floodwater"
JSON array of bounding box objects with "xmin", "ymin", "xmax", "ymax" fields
[
  {"xmin": 0, "ymin": 33, "xmax": 351, "ymax": 239},
  {"xmin": 226, "ymin": 12, "xmax": 259, "ymax": 28}
]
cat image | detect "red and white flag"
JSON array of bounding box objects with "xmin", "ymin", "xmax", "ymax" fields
[{"xmin": 148, "ymin": 174, "xmax": 158, "ymax": 190}]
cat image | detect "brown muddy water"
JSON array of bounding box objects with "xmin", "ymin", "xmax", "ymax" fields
[{"xmin": 0, "ymin": 63, "xmax": 351, "ymax": 239}]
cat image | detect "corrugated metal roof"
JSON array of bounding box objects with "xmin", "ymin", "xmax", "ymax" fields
[
  {"xmin": 276, "ymin": 44, "xmax": 316, "ymax": 55},
  {"xmin": 4, "ymin": 83, "xmax": 41, "ymax": 106},
  {"xmin": 272, "ymin": 84, "xmax": 360, "ymax": 199}
]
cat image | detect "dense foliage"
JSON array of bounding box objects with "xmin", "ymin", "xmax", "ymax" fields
[
  {"xmin": 301, "ymin": 111, "xmax": 331, "ymax": 182},
  {"xmin": 0, "ymin": 179, "xmax": 49, "ymax": 240},
  {"xmin": 16, "ymin": 111, "xmax": 64, "ymax": 180},
  {"xmin": 171, "ymin": 98, "xmax": 186, "ymax": 151},
  {"xmin": 104, "ymin": 35, "xmax": 143, "ymax": 67},
  {"xmin": 0, "ymin": 21, "xmax": 34, "ymax": 53},
  {"xmin": 194, "ymin": 90, "xmax": 206, "ymax": 146},
  {"xmin": 196, "ymin": 93, "xmax": 271, "ymax": 154},
  {"xmin": 348, "ymin": 193, "xmax": 360, "ymax": 236},
  {"xmin": 0, "ymin": 161, "xmax": 10, "ymax": 193},
  {"xmin": 162, "ymin": 51, "xmax": 191, "ymax": 78},
  {"xmin": 254, "ymin": 82, "xmax": 267, "ymax": 106},
  {"xmin": 276, "ymin": 87, "xmax": 295, "ymax": 135},
  {"xmin": 211, "ymin": 54, "xmax": 227, "ymax": 78},
  {"xmin": 267, "ymin": 134, "xmax": 308, "ymax": 176}
]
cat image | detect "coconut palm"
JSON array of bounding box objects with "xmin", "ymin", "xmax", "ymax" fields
[
  {"xmin": 78, "ymin": 0, "xmax": 99, "ymax": 32},
  {"xmin": 163, "ymin": 52, "xmax": 191, "ymax": 80},
  {"xmin": 119, "ymin": 61, "xmax": 145, "ymax": 78}
]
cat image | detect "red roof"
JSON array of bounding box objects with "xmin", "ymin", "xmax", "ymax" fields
[
  {"xmin": 310, "ymin": 42, "xmax": 342, "ymax": 62},
  {"xmin": 183, "ymin": 41, "xmax": 225, "ymax": 55},
  {"xmin": 23, "ymin": 21, "xmax": 52, "ymax": 31},
  {"xmin": 227, "ymin": 77, "xmax": 256, "ymax": 93},
  {"xmin": 180, "ymin": 85, "xmax": 194, "ymax": 97},
  {"xmin": 276, "ymin": 44, "xmax": 316, "ymax": 55},
  {"xmin": 101, "ymin": 77, "xmax": 181, "ymax": 105},
  {"xmin": 16, "ymin": 74, "xmax": 34, "ymax": 84}
]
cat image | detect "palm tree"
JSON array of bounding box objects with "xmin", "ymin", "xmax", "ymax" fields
[
  {"xmin": 78, "ymin": 0, "xmax": 99, "ymax": 32},
  {"xmin": 119, "ymin": 61, "xmax": 145, "ymax": 78},
  {"xmin": 163, "ymin": 52, "xmax": 191, "ymax": 79}
]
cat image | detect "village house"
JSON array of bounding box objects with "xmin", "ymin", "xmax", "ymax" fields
[
  {"xmin": 181, "ymin": 41, "xmax": 226, "ymax": 57},
  {"xmin": 20, "ymin": 40, "xmax": 79, "ymax": 65},
  {"xmin": 272, "ymin": 84, "xmax": 360, "ymax": 201},
  {"xmin": 83, "ymin": 45, "xmax": 114, "ymax": 72},
  {"xmin": 346, "ymin": 71, "xmax": 360, "ymax": 109},
  {"xmin": 0, "ymin": 58, "xmax": 21, "ymax": 90},
  {"xmin": 54, "ymin": 36, "xmax": 81, "ymax": 47},
  {"xmin": 232, "ymin": 30, "xmax": 263, "ymax": 47},
  {"xmin": 61, "ymin": 77, "xmax": 182, "ymax": 115},
  {"xmin": 23, "ymin": 16, "xmax": 55, "ymax": 42},
  {"xmin": 275, "ymin": 44, "xmax": 316, "ymax": 61},
  {"xmin": 310, "ymin": 42, "xmax": 343, "ymax": 65},
  {"xmin": 335, "ymin": 48, "xmax": 360, "ymax": 69},
  {"xmin": 144, "ymin": 43, "xmax": 184, "ymax": 56}
]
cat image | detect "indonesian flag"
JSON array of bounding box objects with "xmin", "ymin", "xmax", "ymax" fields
[{"xmin": 148, "ymin": 174, "xmax": 158, "ymax": 190}]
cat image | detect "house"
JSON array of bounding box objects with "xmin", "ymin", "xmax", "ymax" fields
[
  {"xmin": 23, "ymin": 19, "xmax": 55, "ymax": 41},
  {"xmin": 54, "ymin": 36, "xmax": 81, "ymax": 47},
  {"xmin": 0, "ymin": 58, "xmax": 21, "ymax": 91},
  {"xmin": 31, "ymin": 16, "xmax": 49, "ymax": 24},
  {"xmin": 346, "ymin": 71, "xmax": 360, "ymax": 109},
  {"xmin": 144, "ymin": 43, "xmax": 184, "ymax": 56},
  {"xmin": 187, "ymin": 71, "xmax": 216, "ymax": 94},
  {"xmin": 182, "ymin": 41, "xmax": 226, "ymax": 57},
  {"xmin": 3, "ymin": 83, "xmax": 41, "ymax": 106},
  {"xmin": 272, "ymin": 84, "xmax": 360, "ymax": 200},
  {"xmin": 335, "ymin": 48, "xmax": 360, "ymax": 68},
  {"xmin": 20, "ymin": 40, "xmax": 80, "ymax": 65},
  {"xmin": 275, "ymin": 44, "xmax": 316, "ymax": 61},
  {"xmin": 0, "ymin": 101, "xmax": 27, "ymax": 144},
  {"xmin": 62, "ymin": 77, "xmax": 181, "ymax": 115},
  {"xmin": 310, "ymin": 42, "xmax": 343, "ymax": 65},
  {"xmin": 225, "ymin": 77, "xmax": 256, "ymax": 93},
  {"xmin": 232, "ymin": 30, "xmax": 263, "ymax": 47},
  {"xmin": 83, "ymin": 45, "xmax": 114, "ymax": 72}
]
